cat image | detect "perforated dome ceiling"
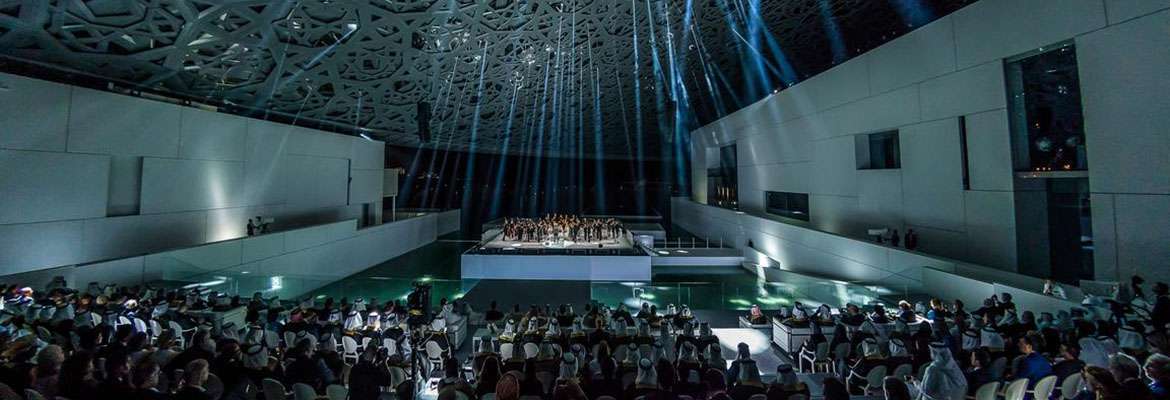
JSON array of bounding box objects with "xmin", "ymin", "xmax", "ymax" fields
[{"xmin": 0, "ymin": 0, "xmax": 970, "ymax": 158}]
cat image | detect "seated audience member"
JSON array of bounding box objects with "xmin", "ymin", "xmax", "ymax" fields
[
  {"xmin": 31, "ymin": 344, "xmax": 64, "ymax": 398},
  {"xmin": 766, "ymin": 364, "xmax": 809, "ymax": 400},
  {"xmin": 729, "ymin": 361, "xmax": 766, "ymax": 400},
  {"xmin": 131, "ymin": 358, "xmax": 166, "ymax": 400},
  {"xmin": 847, "ymin": 338, "xmax": 886, "ymax": 393},
  {"xmin": 822, "ymin": 377, "xmax": 850, "ymax": 400},
  {"xmin": 1014, "ymin": 332, "xmax": 1054, "ymax": 384},
  {"xmin": 897, "ymin": 301, "xmax": 917, "ymax": 322},
  {"xmin": 1053, "ymin": 343, "xmax": 1087, "ymax": 383},
  {"xmin": 964, "ymin": 348, "xmax": 994, "ymax": 397},
  {"xmin": 438, "ymin": 357, "xmax": 475, "ymax": 400},
  {"xmin": 496, "ymin": 371, "xmax": 523, "ymax": 400},
  {"xmin": 520, "ymin": 359, "xmax": 544, "ymax": 397},
  {"xmin": 1144, "ymin": 354, "xmax": 1170, "ymax": 400},
  {"xmin": 349, "ymin": 346, "xmax": 391, "ymax": 400},
  {"xmin": 915, "ymin": 342, "xmax": 967, "ymax": 400},
  {"xmin": 284, "ymin": 338, "xmax": 333, "ymax": 390},
  {"xmin": 173, "ymin": 359, "xmax": 212, "ymax": 400},
  {"xmin": 726, "ymin": 342, "xmax": 755, "ymax": 387},
  {"xmin": 476, "ymin": 357, "xmax": 503, "ymax": 398},
  {"xmin": 58, "ymin": 351, "xmax": 99, "ymax": 400},
  {"xmin": 1108, "ymin": 353, "xmax": 1142, "ymax": 384},
  {"xmin": 883, "ymin": 376, "xmax": 913, "ymax": 400},
  {"xmin": 628, "ymin": 358, "xmax": 660, "ymax": 400},
  {"xmin": 1083, "ymin": 365, "xmax": 1151, "ymax": 400},
  {"xmin": 99, "ymin": 351, "xmax": 135, "ymax": 398}
]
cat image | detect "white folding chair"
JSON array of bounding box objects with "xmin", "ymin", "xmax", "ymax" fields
[
  {"xmin": 971, "ymin": 381, "xmax": 998, "ymax": 400},
  {"xmin": 1030, "ymin": 375, "xmax": 1058, "ymax": 400},
  {"xmin": 799, "ymin": 342, "xmax": 830, "ymax": 373},
  {"xmin": 168, "ymin": 321, "xmax": 188, "ymax": 348},
  {"xmin": 326, "ymin": 384, "xmax": 348, "ymax": 400},
  {"xmin": 863, "ymin": 365, "xmax": 887, "ymax": 395},
  {"xmin": 1003, "ymin": 378, "xmax": 1029, "ymax": 400},
  {"xmin": 262, "ymin": 378, "xmax": 288, "ymax": 400},
  {"xmin": 523, "ymin": 342, "xmax": 540, "ymax": 359},
  {"xmin": 132, "ymin": 318, "xmax": 149, "ymax": 334},
  {"xmin": 500, "ymin": 343, "xmax": 514, "ymax": 359},
  {"xmin": 284, "ymin": 331, "xmax": 297, "ymax": 348},
  {"xmin": 891, "ymin": 363, "xmax": 913, "ymax": 380},
  {"xmin": 425, "ymin": 341, "xmax": 444, "ymax": 375},
  {"xmin": 342, "ymin": 336, "xmax": 360, "ymax": 364},
  {"xmin": 1061, "ymin": 373, "xmax": 1084, "ymax": 400},
  {"xmin": 383, "ymin": 338, "xmax": 398, "ymax": 356},
  {"xmin": 291, "ymin": 383, "xmax": 316, "ymax": 400}
]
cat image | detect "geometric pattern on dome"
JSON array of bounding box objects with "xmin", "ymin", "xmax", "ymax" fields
[{"xmin": 0, "ymin": 0, "xmax": 970, "ymax": 158}]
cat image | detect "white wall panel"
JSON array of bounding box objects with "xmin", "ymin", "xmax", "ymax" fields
[
  {"xmin": 242, "ymin": 233, "xmax": 286, "ymax": 264},
  {"xmin": 284, "ymin": 155, "xmax": 349, "ymax": 210},
  {"xmin": 963, "ymin": 109, "xmax": 1014, "ymax": 191},
  {"xmin": 0, "ymin": 73, "xmax": 70, "ymax": 151},
  {"xmin": 867, "ymin": 16, "xmax": 957, "ymax": 94},
  {"xmin": 919, "ymin": 61, "xmax": 1006, "ymax": 120},
  {"xmin": 952, "ymin": 0, "xmax": 1107, "ymax": 68},
  {"xmin": 809, "ymin": 137, "xmax": 857, "ymax": 197},
  {"xmin": 963, "ymin": 191, "xmax": 1017, "ymax": 269},
  {"xmin": 809, "ymin": 195, "xmax": 863, "ymax": 237},
  {"xmin": 81, "ymin": 212, "xmax": 206, "ymax": 261},
  {"xmin": 823, "ymin": 85, "xmax": 921, "ymax": 138},
  {"xmin": 67, "ymin": 88, "xmax": 181, "ymax": 157},
  {"xmin": 0, "ymin": 150, "xmax": 109, "ymax": 224},
  {"xmin": 287, "ymin": 128, "xmax": 352, "ymax": 159},
  {"xmin": 73, "ymin": 257, "xmax": 149, "ymax": 288},
  {"xmin": 1079, "ymin": 10, "xmax": 1170, "ymax": 195},
  {"xmin": 243, "ymin": 120, "xmax": 290, "ymax": 206},
  {"xmin": 179, "ymin": 108, "xmax": 247, "ymax": 161},
  {"xmin": 349, "ymin": 169, "xmax": 383, "ymax": 205},
  {"xmin": 284, "ymin": 220, "xmax": 356, "ymax": 252},
  {"xmin": 799, "ymin": 56, "xmax": 871, "ymax": 112},
  {"xmin": 901, "ymin": 119, "xmax": 965, "ymax": 231},
  {"xmin": 1113, "ymin": 194, "xmax": 1170, "ymax": 284},
  {"xmin": 1105, "ymin": 0, "xmax": 1169, "ymax": 24},
  {"xmin": 0, "ymin": 221, "xmax": 84, "ymax": 274},
  {"xmin": 906, "ymin": 224, "xmax": 968, "ymax": 261},
  {"xmin": 106, "ymin": 156, "xmax": 143, "ymax": 216},
  {"xmin": 140, "ymin": 158, "xmax": 245, "ymax": 214},
  {"xmin": 1088, "ymin": 193, "xmax": 1118, "ymax": 281},
  {"xmin": 145, "ymin": 240, "xmax": 242, "ymax": 281},
  {"xmin": 350, "ymin": 139, "xmax": 385, "ymax": 170},
  {"xmin": 856, "ymin": 169, "xmax": 904, "ymax": 231},
  {"xmin": 204, "ymin": 205, "xmax": 282, "ymax": 242}
]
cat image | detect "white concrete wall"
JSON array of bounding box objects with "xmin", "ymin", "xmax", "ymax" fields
[
  {"xmin": 0, "ymin": 73, "xmax": 387, "ymax": 276},
  {"xmin": 688, "ymin": 0, "xmax": 1170, "ymax": 282},
  {"xmin": 0, "ymin": 210, "xmax": 462, "ymax": 299}
]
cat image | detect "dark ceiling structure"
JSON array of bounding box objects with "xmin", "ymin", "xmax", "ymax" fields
[{"xmin": 0, "ymin": 0, "xmax": 971, "ymax": 159}]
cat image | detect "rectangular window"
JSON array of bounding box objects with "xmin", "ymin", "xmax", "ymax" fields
[
  {"xmin": 855, "ymin": 130, "xmax": 900, "ymax": 169},
  {"xmin": 706, "ymin": 144, "xmax": 738, "ymax": 209},
  {"xmin": 1005, "ymin": 42, "xmax": 1087, "ymax": 171},
  {"xmin": 765, "ymin": 191, "xmax": 810, "ymax": 221}
]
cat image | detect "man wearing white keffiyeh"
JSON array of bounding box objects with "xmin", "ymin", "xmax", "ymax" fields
[{"xmin": 914, "ymin": 341, "xmax": 967, "ymax": 400}]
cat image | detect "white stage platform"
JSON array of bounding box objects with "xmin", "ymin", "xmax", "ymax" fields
[{"xmin": 460, "ymin": 253, "xmax": 652, "ymax": 281}]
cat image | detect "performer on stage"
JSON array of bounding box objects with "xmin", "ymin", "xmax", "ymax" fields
[{"xmin": 501, "ymin": 214, "xmax": 626, "ymax": 244}]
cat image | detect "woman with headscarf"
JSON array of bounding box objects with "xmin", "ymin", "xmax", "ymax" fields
[
  {"xmin": 767, "ymin": 364, "xmax": 809, "ymax": 400},
  {"xmin": 914, "ymin": 342, "xmax": 968, "ymax": 400},
  {"xmin": 729, "ymin": 359, "xmax": 766, "ymax": 400}
]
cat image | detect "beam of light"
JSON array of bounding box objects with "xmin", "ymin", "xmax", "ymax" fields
[
  {"xmin": 460, "ymin": 43, "xmax": 490, "ymax": 215},
  {"xmin": 488, "ymin": 83, "xmax": 522, "ymax": 217},
  {"xmin": 587, "ymin": 35, "xmax": 607, "ymax": 214},
  {"xmin": 890, "ymin": 0, "xmax": 934, "ymax": 28},
  {"xmin": 630, "ymin": 0, "xmax": 647, "ymax": 215},
  {"xmin": 817, "ymin": 0, "xmax": 849, "ymax": 64}
]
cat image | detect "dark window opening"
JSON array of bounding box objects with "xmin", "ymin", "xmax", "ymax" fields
[
  {"xmin": 1005, "ymin": 42, "xmax": 1087, "ymax": 172},
  {"xmin": 855, "ymin": 130, "xmax": 901, "ymax": 169},
  {"xmin": 765, "ymin": 191, "xmax": 810, "ymax": 221},
  {"xmin": 707, "ymin": 144, "xmax": 738, "ymax": 209}
]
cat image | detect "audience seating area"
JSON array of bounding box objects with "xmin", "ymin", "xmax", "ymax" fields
[{"xmin": 0, "ymin": 276, "xmax": 1167, "ymax": 400}]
